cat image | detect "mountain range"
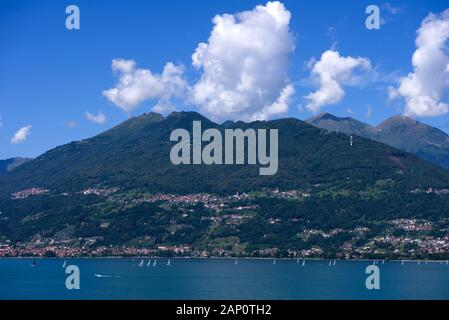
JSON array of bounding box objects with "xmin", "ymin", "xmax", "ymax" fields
[
  {"xmin": 1, "ymin": 111, "xmax": 447, "ymax": 197},
  {"xmin": 1, "ymin": 111, "xmax": 449, "ymax": 258},
  {"xmin": 306, "ymin": 113, "xmax": 449, "ymax": 171}
]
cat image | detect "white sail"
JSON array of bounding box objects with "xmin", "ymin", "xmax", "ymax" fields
[
  {"xmin": 62, "ymin": 260, "xmax": 67, "ymax": 268},
  {"xmin": 167, "ymin": 259, "xmax": 171, "ymax": 266},
  {"xmin": 153, "ymin": 259, "xmax": 157, "ymax": 267},
  {"xmin": 273, "ymin": 259, "xmax": 276, "ymax": 265},
  {"xmin": 302, "ymin": 260, "xmax": 305, "ymax": 266},
  {"xmin": 138, "ymin": 259, "xmax": 144, "ymax": 267},
  {"xmin": 147, "ymin": 259, "xmax": 151, "ymax": 267},
  {"xmin": 333, "ymin": 259, "xmax": 336, "ymax": 266}
]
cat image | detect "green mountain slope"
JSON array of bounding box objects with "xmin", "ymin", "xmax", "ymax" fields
[
  {"xmin": 376, "ymin": 115, "xmax": 449, "ymax": 169},
  {"xmin": 1, "ymin": 111, "xmax": 447, "ymax": 197}
]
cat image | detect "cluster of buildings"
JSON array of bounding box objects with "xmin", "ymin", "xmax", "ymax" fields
[
  {"xmin": 391, "ymin": 219, "xmax": 432, "ymax": 231},
  {"xmin": 10, "ymin": 186, "xmax": 119, "ymax": 200},
  {"xmin": 343, "ymin": 234, "xmax": 449, "ymax": 258},
  {"xmin": 130, "ymin": 189, "xmax": 310, "ymax": 213},
  {"xmin": 299, "ymin": 228, "xmax": 345, "ymax": 239},
  {"xmin": 269, "ymin": 189, "xmax": 311, "ymax": 199},
  {"xmin": 11, "ymin": 188, "xmax": 49, "ymax": 200},
  {"xmin": 411, "ymin": 187, "xmax": 449, "ymax": 195},
  {"xmin": 0, "ymin": 244, "xmax": 85, "ymax": 257},
  {"xmin": 375, "ymin": 235, "xmax": 449, "ymax": 254},
  {"xmin": 132, "ymin": 192, "xmax": 260, "ymax": 212},
  {"xmin": 79, "ymin": 187, "xmax": 118, "ymax": 197},
  {"xmin": 0, "ymin": 244, "xmax": 194, "ymax": 258},
  {"xmin": 10, "ymin": 186, "xmax": 312, "ymax": 207}
]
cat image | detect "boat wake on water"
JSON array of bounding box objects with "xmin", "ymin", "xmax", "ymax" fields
[{"xmin": 94, "ymin": 274, "xmax": 121, "ymax": 278}]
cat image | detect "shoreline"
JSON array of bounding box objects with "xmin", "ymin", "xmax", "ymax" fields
[{"xmin": 1, "ymin": 256, "xmax": 447, "ymax": 263}]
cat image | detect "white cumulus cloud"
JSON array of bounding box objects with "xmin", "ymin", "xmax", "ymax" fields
[
  {"xmin": 305, "ymin": 50, "xmax": 372, "ymax": 113},
  {"xmin": 85, "ymin": 111, "xmax": 106, "ymax": 125},
  {"xmin": 103, "ymin": 59, "xmax": 187, "ymax": 113},
  {"xmin": 11, "ymin": 125, "xmax": 32, "ymax": 144},
  {"xmin": 389, "ymin": 9, "xmax": 449, "ymax": 117},
  {"xmin": 190, "ymin": 1, "xmax": 294, "ymax": 122},
  {"xmin": 250, "ymin": 84, "xmax": 294, "ymax": 121}
]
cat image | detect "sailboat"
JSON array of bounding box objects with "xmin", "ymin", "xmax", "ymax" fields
[
  {"xmin": 296, "ymin": 258, "xmax": 299, "ymax": 264},
  {"xmin": 234, "ymin": 259, "xmax": 238, "ymax": 265},
  {"xmin": 62, "ymin": 260, "xmax": 67, "ymax": 268},
  {"xmin": 152, "ymin": 259, "xmax": 157, "ymax": 267},
  {"xmin": 418, "ymin": 260, "xmax": 421, "ymax": 265},
  {"xmin": 146, "ymin": 259, "xmax": 151, "ymax": 267},
  {"xmin": 273, "ymin": 259, "xmax": 276, "ymax": 265},
  {"xmin": 328, "ymin": 259, "xmax": 332, "ymax": 266},
  {"xmin": 333, "ymin": 259, "xmax": 336, "ymax": 266},
  {"xmin": 302, "ymin": 259, "xmax": 305, "ymax": 266},
  {"xmin": 382, "ymin": 260, "xmax": 385, "ymax": 265},
  {"xmin": 31, "ymin": 259, "xmax": 36, "ymax": 267},
  {"xmin": 167, "ymin": 259, "xmax": 171, "ymax": 266},
  {"xmin": 138, "ymin": 259, "xmax": 144, "ymax": 267},
  {"xmin": 401, "ymin": 260, "xmax": 405, "ymax": 266}
]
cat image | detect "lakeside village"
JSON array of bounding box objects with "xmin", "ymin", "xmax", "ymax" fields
[{"xmin": 2, "ymin": 186, "xmax": 449, "ymax": 259}]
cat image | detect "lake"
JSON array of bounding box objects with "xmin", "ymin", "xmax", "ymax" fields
[{"xmin": 1, "ymin": 258, "xmax": 449, "ymax": 300}]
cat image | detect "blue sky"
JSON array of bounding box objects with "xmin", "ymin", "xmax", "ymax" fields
[{"xmin": 1, "ymin": 0, "xmax": 449, "ymax": 159}]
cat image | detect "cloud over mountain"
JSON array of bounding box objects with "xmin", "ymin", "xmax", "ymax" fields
[
  {"xmin": 389, "ymin": 9, "xmax": 449, "ymax": 117},
  {"xmin": 190, "ymin": 1, "xmax": 294, "ymax": 122},
  {"xmin": 103, "ymin": 59, "xmax": 187, "ymax": 113},
  {"xmin": 305, "ymin": 50, "xmax": 371, "ymax": 113}
]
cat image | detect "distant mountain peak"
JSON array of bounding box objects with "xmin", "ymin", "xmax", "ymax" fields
[
  {"xmin": 378, "ymin": 115, "xmax": 418, "ymax": 128},
  {"xmin": 166, "ymin": 111, "xmax": 214, "ymax": 122},
  {"xmin": 307, "ymin": 112, "xmax": 342, "ymax": 123},
  {"xmin": 306, "ymin": 112, "xmax": 449, "ymax": 171},
  {"xmin": 221, "ymin": 120, "xmax": 235, "ymax": 127},
  {"xmin": 142, "ymin": 111, "xmax": 164, "ymax": 120},
  {"xmin": 305, "ymin": 112, "xmax": 373, "ymax": 137}
]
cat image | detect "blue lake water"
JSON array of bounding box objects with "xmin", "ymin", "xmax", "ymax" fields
[{"xmin": 1, "ymin": 258, "xmax": 449, "ymax": 300}]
